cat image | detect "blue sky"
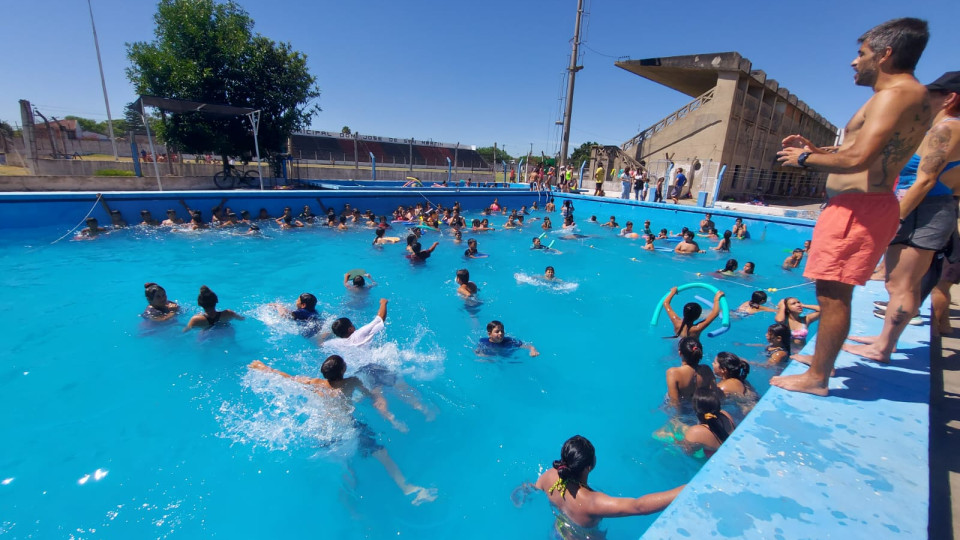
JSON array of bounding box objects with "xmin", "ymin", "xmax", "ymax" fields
[{"xmin": 2, "ymin": 0, "xmax": 957, "ymax": 157}]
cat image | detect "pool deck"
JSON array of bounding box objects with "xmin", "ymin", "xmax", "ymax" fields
[
  {"xmin": 933, "ymin": 285, "xmax": 960, "ymax": 540},
  {"xmin": 642, "ymin": 280, "xmax": 934, "ymax": 539}
]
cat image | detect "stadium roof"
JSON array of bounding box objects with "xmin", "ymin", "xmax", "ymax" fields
[{"xmin": 615, "ymin": 52, "xmax": 751, "ymax": 98}]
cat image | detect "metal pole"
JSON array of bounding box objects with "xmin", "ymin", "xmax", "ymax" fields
[
  {"xmin": 354, "ymin": 134, "xmax": 359, "ymax": 170},
  {"xmin": 409, "ymin": 137, "xmax": 413, "ymax": 172},
  {"xmin": 86, "ymin": 0, "xmax": 118, "ymax": 161},
  {"xmin": 527, "ymin": 143, "xmax": 532, "ymax": 181},
  {"xmin": 559, "ymin": 0, "xmax": 585, "ymax": 168},
  {"xmin": 370, "ymin": 152, "xmax": 376, "ymax": 180},
  {"xmin": 246, "ymin": 111, "xmax": 264, "ymax": 190},
  {"xmin": 140, "ymin": 102, "xmax": 162, "ymax": 191}
]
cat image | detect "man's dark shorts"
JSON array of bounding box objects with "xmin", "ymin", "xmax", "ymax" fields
[
  {"xmin": 891, "ymin": 195, "xmax": 959, "ymax": 251},
  {"xmin": 354, "ymin": 420, "xmax": 382, "ymax": 457}
]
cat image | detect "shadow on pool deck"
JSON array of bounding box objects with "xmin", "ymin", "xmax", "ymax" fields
[{"xmin": 929, "ymin": 284, "xmax": 960, "ymax": 540}]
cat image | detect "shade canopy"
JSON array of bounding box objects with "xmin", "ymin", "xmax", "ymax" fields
[{"xmin": 133, "ymin": 95, "xmax": 255, "ymax": 117}]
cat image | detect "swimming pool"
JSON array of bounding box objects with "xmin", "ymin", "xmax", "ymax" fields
[{"xmin": 0, "ymin": 192, "xmax": 815, "ymax": 538}]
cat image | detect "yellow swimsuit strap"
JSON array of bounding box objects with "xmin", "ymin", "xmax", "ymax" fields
[{"xmin": 548, "ymin": 478, "xmax": 568, "ymax": 497}]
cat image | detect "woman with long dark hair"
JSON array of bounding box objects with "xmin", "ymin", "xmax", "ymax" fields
[
  {"xmin": 679, "ymin": 388, "xmax": 736, "ymax": 458},
  {"xmin": 534, "ymin": 435, "xmax": 683, "ymax": 535},
  {"xmin": 765, "ymin": 323, "xmax": 792, "ymax": 364},
  {"xmin": 775, "ymin": 296, "xmax": 821, "ymax": 349},
  {"xmin": 666, "ymin": 337, "xmax": 712, "ymax": 407},
  {"xmin": 713, "ymin": 352, "xmax": 755, "ymax": 398},
  {"xmin": 662, "ymin": 286, "xmax": 725, "ymax": 338}
]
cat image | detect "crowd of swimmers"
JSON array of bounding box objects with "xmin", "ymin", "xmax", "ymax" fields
[{"xmin": 129, "ymin": 194, "xmax": 815, "ymax": 533}]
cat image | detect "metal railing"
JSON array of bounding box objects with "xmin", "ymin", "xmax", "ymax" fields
[{"xmin": 622, "ymin": 87, "xmax": 716, "ymax": 152}]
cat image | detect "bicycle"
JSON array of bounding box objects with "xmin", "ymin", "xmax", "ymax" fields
[{"xmin": 213, "ymin": 164, "xmax": 262, "ymax": 189}]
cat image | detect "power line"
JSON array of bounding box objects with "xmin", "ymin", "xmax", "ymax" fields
[{"xmin": 583, "ymin": 44, "xmax": 620, "ymax": 59}]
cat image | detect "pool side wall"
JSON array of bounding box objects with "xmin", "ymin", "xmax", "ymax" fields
[{"xmin": 0, "ymin": 189, "xmax": 540, "ymax": 230}]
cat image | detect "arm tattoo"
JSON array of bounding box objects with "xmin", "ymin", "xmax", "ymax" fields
[{"xmin": 919, "ymin": 125, "xmax": 952, "ymax": 174}]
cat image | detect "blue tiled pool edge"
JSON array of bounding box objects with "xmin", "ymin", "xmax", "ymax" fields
[{"xmin": 641, "ymin": 280, "xmax": 930, "ymax": 539}]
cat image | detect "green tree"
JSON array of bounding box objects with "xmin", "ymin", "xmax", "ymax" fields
[
  {"xmin": 568, "ymin": 141, "xmax": 597, "ymax": 167},
  {"xmin": 341, "ymin": 126, "xmax": 351, "ymax": 135},
  {"xmin": 121, "ymin": 101, "xmax": 160, "ymax": 136},
  {"xmin": 126, "ymin": 0, "xmax": 320, "ymax": 170},
  {"xmin": 65, "ymin": 116, "xmax": 104, "ymax": 134},
  {"xmin": 0, "ymin": 120, "xmax": 13, "ymax": 138},
  {"xmin": 476, "ymin": 146, "xmax": 514, "ymax": 164}
]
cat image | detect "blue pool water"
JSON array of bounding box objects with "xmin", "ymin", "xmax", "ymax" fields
[{"xmin": 0, "ymin": 198, "xmax": 815, "ymax": 538}]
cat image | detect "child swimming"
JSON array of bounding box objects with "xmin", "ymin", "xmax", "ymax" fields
[
  {"xmin": 142, "ymin": 282, "xmax": 179, "ymax": 321},
  {"xmin": 456, "ymin": 269, "xmax": 478, "ymax": 297},
  {"xmin": 662, "ymin": 287, "xmax": 725, "ymax": 338},
  {"xmin": 183, "ymin": 285, "xmax": 244, "ymax": 332},
  {"xmin": 765, "ymin": 323, "xmax": 792, "ymax": 364},
  {"xmin": 712, "ymin": 352, "xmax": 754, "ymax": 398},
  {"xmin": 736, "ymin": 290, "xmax": 775, "ymax": 315},
  {"xmin": 665, "ymin": 337, "xmax": 710, "ymax": 407},
  {"xmin": 476, "ymin": 320, "xmax": 539, "ymax": 357},
  {"xmin": 678, "ymin": 388, "xmax": 735, "ymax": 458}
]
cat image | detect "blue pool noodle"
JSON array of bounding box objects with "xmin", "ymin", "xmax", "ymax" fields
[{"xmin": 650, "ymin": 282, "xmax": 730, "ymax": 337}]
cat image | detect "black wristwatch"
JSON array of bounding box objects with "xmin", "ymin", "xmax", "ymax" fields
[{"xmin": 797, "ymin": 152, "xmax": 811, "ymax": 169}]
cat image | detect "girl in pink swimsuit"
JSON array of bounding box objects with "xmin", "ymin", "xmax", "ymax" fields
[{"xmin": 775, "ymin": 297, "xmax": 821, "ymax": 349}]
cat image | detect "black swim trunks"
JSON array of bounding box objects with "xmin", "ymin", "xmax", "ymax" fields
[
  {"xmin": 353, "ymin": 420, "xmax": 382, "ymax": 457},
  {"xmin": 890, "ymin": 195, "xmax": 959, "ymax": 251}
]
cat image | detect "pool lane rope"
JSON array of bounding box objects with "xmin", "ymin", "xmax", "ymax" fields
[
  {"xmin": 51, "ymin": 193, "xmax": 103, "ymax": 245},
  {"xmin": 766, "ymin": 281, "xmax": 814, "ymax": 293},
  {"xmin": 650, "ymin": 282, "xmax": 731, "ymax": 337}
]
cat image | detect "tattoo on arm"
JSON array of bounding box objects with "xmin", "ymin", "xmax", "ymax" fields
[{"xmin": 918, "ymin": 125, "xmax": 952, "ymax": 175}]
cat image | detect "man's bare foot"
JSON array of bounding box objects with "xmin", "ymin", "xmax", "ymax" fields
[
  {"xmin": 792, "ymin": 354, "xmax": 813, "ymax": 366},
  {"xmin": 771, "ymin": 372, "xmax": 829, "ymax": 396},
  {"xmin": 841, "ymin": 342, "xmax": 891, "ymax": 364},
  {"xmin": 790, "ymin": 354, "xmax": 835, "ymax": 375},
  {"xmin": 847, "ymin": 335, "xmax": 880, "ymax": 344}
]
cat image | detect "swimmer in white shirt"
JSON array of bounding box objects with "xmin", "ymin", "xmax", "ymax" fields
[{"xmin": 321, "ymin": 298, "xmax": 388, "ymax": 347}]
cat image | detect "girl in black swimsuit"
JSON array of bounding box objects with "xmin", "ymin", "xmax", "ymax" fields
[
  {"xmin": 183, "ymin": 285, "xmax": 244, "ymax": 332},
  {"xmin": 765, "ymin": 323, "xmax": 792, "ymax": 364}
]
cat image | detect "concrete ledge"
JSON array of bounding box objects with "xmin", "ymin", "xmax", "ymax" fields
[
  {"xmin": 642, "ymin": 280, "xmax": 930, "ymax": 539},
  {"xmin": 0, "ymin": 175, "xmax": 220, "ymax": 191},
  {"xmin": 0, "ymin": 189, "xmax": 540, "ymax": 230},
  {"xmin": 714, "ymin": 200, "xmax": 821, "ymax": 220}
]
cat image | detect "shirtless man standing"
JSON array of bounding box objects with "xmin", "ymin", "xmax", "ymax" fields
[
  {"xmin": 772, "ymin": 18, "xmax": 931, "ymax": 396},
  {"xmin": 844, "ymin": 72, "xmax": 960, "ymax": 362}
]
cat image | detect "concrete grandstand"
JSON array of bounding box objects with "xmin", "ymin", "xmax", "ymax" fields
[
  {"xmin": 289, "ymin": 130, "xmax": 489, "ymax": 169},
  {"xmin": 596, "ymin": 51, "xmax": 839, "ymax": 203}
]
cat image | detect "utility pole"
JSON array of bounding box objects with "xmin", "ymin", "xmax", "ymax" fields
[
  {"xmin": 559, "ymin": 0, "xmax": 585, "ymax": 168},
  {"xmin": 86, "ymin": 0, "xmax": 119, "ymax": 160}
]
